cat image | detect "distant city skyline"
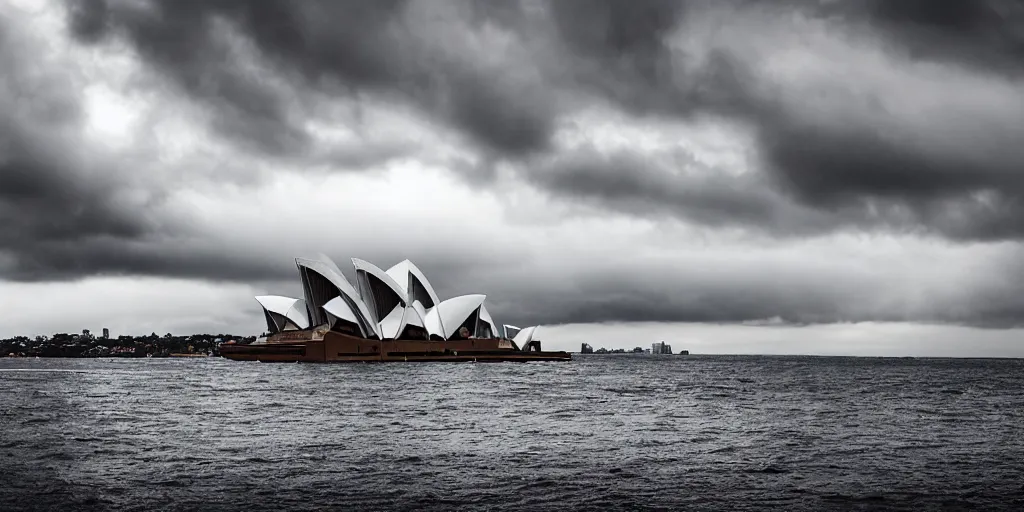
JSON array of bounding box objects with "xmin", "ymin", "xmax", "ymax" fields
[{"xmin": 2, "ymin": 1, "xmax": 1024, "ymax": 357}]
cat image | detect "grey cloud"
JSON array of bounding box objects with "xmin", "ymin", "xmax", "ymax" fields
[
  {"xmin": 862, "ymin": 0, "xmax": 1024, "ymax": 75},
  {"xmin": 524, "ymin": 149, "xmax": 798, "ymax": 231},
  {"xmin": 467, "ymin": 248, "xmax": 1024, "ymax": 329},
  {"xmin": 547, "ymin": 1, "xmax": 749, "ymax": 120},
  {"xmin": 534, "ymin": 2, "xmax": 1024, "ymax": 241},
  {"xmin": 68, "ymin": 0, "xmax": 312, "ymax": 156},
  {"xmin": 488, "ymin": 0, "xmax": 1024, "ymax": 243},
  {"xmin": 550, "ymin": 0, "xmax": 683, "ymax": 88},
  {"xmin": 7, "ymin": 0, "xmax": 1024, "ymax": 332},
  {"xmin": 547, "ymin": 1, "xmax": 1024, "ymax": 242},
  {"xmin": 59, "ymin": 0, "xmax": 1024, "ymax": 244},
  {"xmin": 0, "ymin": 156, "xmax": 144, "ymax": 245},
  {"xmin": 749, "ymin": 97, "xmax": 1024, "ymax": 241},
  {"xmin": 65, "ymin": 0, "xmax": 555, "ymax": 157},
  {"xmin": 0, "ymin": 19, "xmax": 151, "ymax": 276},
  {"xmin": 0, "ymin": 14, "xmax": 277, "ymax": 284},
  {"xmin": 522, "ymin": 145, "xmax": 1019, "ymax": 240},
  {"xmin": 2, "ymin": 239, "xmax": 285, "ymax": 283}
]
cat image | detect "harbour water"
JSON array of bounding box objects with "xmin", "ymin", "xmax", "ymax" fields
[{"xmin": 1, "ymin": 355, "xmax": 1022, "ymax": 511}]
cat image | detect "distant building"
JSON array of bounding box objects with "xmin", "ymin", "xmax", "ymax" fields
[
  {"xmin": 581, "ymin": 343, "xmax": 594, "ymax": 354},
  {"xmin": 82, "ymin": 329, "xmax": 91, "ymax": 337},
  {"xmin": 644, "ymin": 348, "xmax": 651, "ymax": 354},
  {"xmin": 652, "ymin": 341, "xmax": 672, "ymax": 355},
  {"xmin": 102, "ymin": 328, "xmax": 109, "ymax": 339}
]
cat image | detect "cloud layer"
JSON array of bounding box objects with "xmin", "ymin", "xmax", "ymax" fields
[{"xmin": 2, "ymin": 0, "xmax": 1024, "ymax": 334}]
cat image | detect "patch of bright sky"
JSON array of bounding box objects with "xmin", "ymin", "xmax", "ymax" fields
[
  {"xmin": 2, "ymin": 0, "xmax": 144, "ymax": 150},
  {"xmin": 540, "ymin": 321, "xmax": 1024, "ymax": 358},
  {"xmin": 167, "ymin": 164, "xmax": 510, "ymax": 256},
  {"xmin": 3, "ymin": 0, "xmax": 47, "ymax": 17},
  {"xmin": 82, "ymin": 83, "xmax": 145, "ymax": 149},
  {"xmin": 552, "ymin": 105, "xmax": 756, "ymax": 176},
  {"xmin": 0, "ymin": 277, "xmax": 263, "ymax": 339}
]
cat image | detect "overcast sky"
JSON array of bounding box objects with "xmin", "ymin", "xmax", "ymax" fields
[{"xmin": 2, "ymin": 0, "xmax": 1024, "ymax": 356}]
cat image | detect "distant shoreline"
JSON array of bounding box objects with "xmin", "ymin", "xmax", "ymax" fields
[
  {"xmin": 1, "ymin": 332, "xmax": 254, "ymax": 359},
  {"xmin": 575, "ymin": 352, "xmax": 690, "ymax": 355},
  {"xmin": 3, "ymin": 353, "xmax": 213, "ymax": 359},
  {"xmin": 4, "ymin": 354, "xmax": 1024, "ymax": 361}
]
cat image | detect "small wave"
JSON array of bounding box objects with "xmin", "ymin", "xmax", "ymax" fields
[
  {"xmin": 709, "ymin": 446, "xmax": 739, "ymax": 454},
  {"xmin": 151, "ymin": 479, "xmax": 188, "ymax": 488},
  {"xmin": 745, "ymin": 464, "xmax": 789, "ymax": 474}
]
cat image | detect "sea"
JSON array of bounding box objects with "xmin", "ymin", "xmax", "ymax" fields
[{"xmin": 1, "ymin": 355, "xmax": 1022, "ymax": 511}]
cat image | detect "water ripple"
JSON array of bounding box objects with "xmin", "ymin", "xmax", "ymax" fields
[{"xmin": 1, "ymin": 355, "xmax": 1023, "ymax": 511}]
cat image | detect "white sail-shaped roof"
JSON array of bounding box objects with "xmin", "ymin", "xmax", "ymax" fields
[
  {"xmin": 478, "ymin": 304, "xmax": 498, "ymax": 339},
  {"xmin": 513, "ymin": 325, "xmax": 539, "ymax": 346},
  {"xmin": 379, "ymin": 305, "xmax": 406, "ymax": 338},
  {"xmin": 503, "ymin": 324, "xmax": 521, "ymax": 339},
  {"xmin": 423, "ymin": 294, "xmax": 487, "ymax": 340},
  {"xmin": 386, "ymin": 259, "xmax": 444, "ymax": 338},
  {"xmin": 411, "ymin": 301, "xmax": 429, "ymax": 327},
  {"xmin": 352, "ymin": 258, "xmax": 413, "ymax": 339},
  {"xmin": 255, "ymin": 295, "xmax": 309, "ymax": 333},
  {"xmin": 385, "ymin": 259, "xmax": 441, "ymax": 309},
  {"xmin": 323, "ymin": 296, "xmax": 359, "ymax": 323},
  {"xmin": 403, "ymin": 304, "xmax": 426, "ymax": 328},
  {"xmin": 295, "ymin": 255, "xmax": 379, "ymax": 339}
]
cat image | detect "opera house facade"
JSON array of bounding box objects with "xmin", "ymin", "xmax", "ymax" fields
[{"xmin": 219, "ymin": 254, "xmax": 570, "ymax": 363}]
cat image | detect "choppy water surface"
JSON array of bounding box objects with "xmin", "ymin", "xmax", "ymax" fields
[{"xmin": 2, "ymin": 355, "xmax": 1023, "ymax": 511}]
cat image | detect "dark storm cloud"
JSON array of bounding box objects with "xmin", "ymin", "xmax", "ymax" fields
[
  {"xmin": 524, "ymin": 149, "xmax": 800, "ymax": 232},
  {"xmin": 0, "ymin": 18, "xmax": 150, "ymax": 279},
  {"xmin": 548, "ymin": 0, "xmax": 685, "ymax": 108},
  {"xmin": 0, "ymin": 14, "xmax": 291, "ymax": 283},
  {"xmin": 532, "ymin": 0, "xmax": 1024, "ymax": 242},
  {"xmin": 546, "ymin": 0, "xmax": 750, "ymax": 121},
  {"xmin": 7, "ymin": 0, "xmax": 1024, "ymax": 330},
  {"xmin": 0, "ymin": 153, "xmax": 143, "ymax": 245},
  {"xmin": 743, "ymin": 0, "xmax": 1024, "ymax": 239},
  {"xmin": 67, "ymin": 0, "xmax": 311, "ymax": 156},
  {"xmin": 65, "ymin": 0, "xmax": 554, "ymax": 157},
  {"xmin": 467, "ymin": 253, "xmax": 1024, "ymax": 329},
  {"xmin": 4, "ymin": 239, "xmax": 293, "ymax": 283},
  {"xmin": 731, "ymin": 0, "xmax": 1024, "ymax": 241},
  {"xmin": 57, "ymin": 0, "xmax": 1024, "ymax": 244},
  {"xmin": 0, "ymin": 150, "xmax": 285, "ymax": 282},
  {"xmin": 551, "ymin": 0, "xmax": 682, "ymax": 62},
  {"xmin": 862, "ymin": 0, "xmax": 1024, "ymax": 75},
  {"xmin": 523, "ymin": 140, "xmax": 1024, "ymax": 241},
  {"xmin": 741, "ymin": 91, "xmax": 1024, "ymax": 241}
]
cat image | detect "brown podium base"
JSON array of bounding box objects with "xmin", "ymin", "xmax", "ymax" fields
[{"xmin": 219, "ymin": 331, "xmax": 571, "ymax": 363}]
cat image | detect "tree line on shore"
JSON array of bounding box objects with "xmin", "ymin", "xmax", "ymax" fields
[{"xmin": 2, "ymin": 331, "xmax": 256, "ymax": 358}]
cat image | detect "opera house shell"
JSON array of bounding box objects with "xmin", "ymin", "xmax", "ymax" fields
[{"xmin": 219, "ymin": 254, "xmax": 570, "ymax": 363}]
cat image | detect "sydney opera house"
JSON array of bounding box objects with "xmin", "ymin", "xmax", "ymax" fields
[{"xmin": 219, "ymin": 254, "xmax": 570, "ymax": 363}]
